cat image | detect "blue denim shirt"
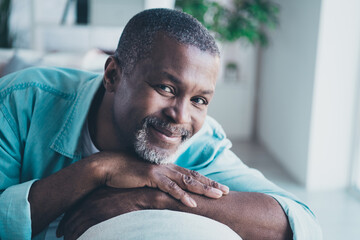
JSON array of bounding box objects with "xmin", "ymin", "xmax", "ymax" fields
[{"xmin": 0, "ymin": 67, "xmax": 322, "ymax": 239}]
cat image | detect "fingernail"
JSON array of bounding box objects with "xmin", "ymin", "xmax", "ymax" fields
[
  {"xmin": 220, "ymin": 185, "xmax": 230, "ymax": 194},
  {"xmin": 211, "ymin": 188, "xmax": 223, "ymax": 197},
  {"xmin": 189, "ymin": 197, "xmax": 197, "ymax": 207}
]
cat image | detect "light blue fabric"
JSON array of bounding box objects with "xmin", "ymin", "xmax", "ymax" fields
[
  {"xmin": 174, "ymin": 116, "xmax": 322, "ymax": 240},
  {"xmin": 0, "ymin": 67, "xmax": 102, "ymax": 240},
  {"xmin": 0, "ymin": 67, "xmax": 322, "ymax": 240}
]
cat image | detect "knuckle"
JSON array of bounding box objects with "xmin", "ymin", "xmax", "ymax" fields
[
  {"xmin": 203, "ymin": 184, "xmax": 211, "ymax": 191},
  {"xmin": 189, "ymin": 170, "xmax": 200, "ymax": 179},
  {"xmin": 183, "ymin": 175, "xmax": 196, "ymax": 186},
  {"xmin": 211, "ymin": 180, "xmax": 219, "ymax": 188},
  {"xmin": 168, "ymin": 180, "xmax": 178, "ymax": 190}
]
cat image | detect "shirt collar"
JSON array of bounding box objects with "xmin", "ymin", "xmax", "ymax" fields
[{"xmin": 50, "ymin": 75, "xmax": 103, "ymax": 160}]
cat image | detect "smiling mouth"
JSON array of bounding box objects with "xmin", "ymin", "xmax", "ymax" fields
[{"xmin": 149, "ymin": 125, "xmax": 182, "ymax": 144}]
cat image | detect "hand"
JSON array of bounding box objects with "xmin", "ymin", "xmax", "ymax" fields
[
  {"xmin": 93, "ymin": 151, "xmax": 229, "ymax": 207},
  {"xmin": 56, "ymin": 187, "xmax": 172, "ymax": 240}
]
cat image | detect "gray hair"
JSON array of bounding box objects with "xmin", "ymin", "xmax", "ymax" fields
[{"xmin": 115, "ymin": 8, "xmax": 220, "ymax": 76}]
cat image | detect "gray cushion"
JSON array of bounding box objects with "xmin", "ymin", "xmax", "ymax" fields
[{"xmin": 78, "ymin": 210, "xmax": 242, "ymax": 240}]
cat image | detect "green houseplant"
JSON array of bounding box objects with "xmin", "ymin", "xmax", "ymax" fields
[
  {"xmin": 175, "ymin": 0, "xmax": 279, "ymax": 46},
  {"xmin": 0, "ymin": 0, "xmax": 13, "ymax": 48}
]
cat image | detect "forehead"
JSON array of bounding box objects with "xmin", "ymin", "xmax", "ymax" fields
[{"xmin": 142, "ymin": 34, "xmax": 220, "ymax": 90}]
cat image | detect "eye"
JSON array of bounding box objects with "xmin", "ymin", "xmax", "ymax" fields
[
  {"xmin": 158, "ymin": 84, "xmax": 173, "ymax": 93},
  {"xmin": 154, "ymin": 84, "xmax": 176, "ymax": 96},
  {"xmin": 191, "ymin": 97, "xmax": 208, "ymax": 106}
]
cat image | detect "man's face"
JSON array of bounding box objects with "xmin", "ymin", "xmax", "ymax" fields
[{"xmin": 111, "ymin": 35, "xmax": 220, "ymax": 164}]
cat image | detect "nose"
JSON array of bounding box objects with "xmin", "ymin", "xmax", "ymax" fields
[{"xmin": 163, "ymin": 99, "xmax": 191, "ymax": 124}]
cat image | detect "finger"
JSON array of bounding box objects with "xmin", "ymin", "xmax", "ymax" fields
[
  {"xmin": 164, "ymin": 168, "xmax": 222, "ymax": 198},
  {"xmin": 157, "ymin": 169, "xmax": 223, "ymax": 199},
  {"xmin": 64, "ymin": 218, "xmax": 98, "ymax": 240},
  {"xmin": 208, "ymin": 178, "xmax": 230, "ymax": 195},
  {"xmin": 181, "ymin": 174, "xmax": 224, "ymax": 198},
  {"xmin": 57, "ymin": 214, "xmax": 76, "ymax": 239},
  {"xmin": 57, "ymin": 205, "xmax": 84, "ymax": 237},
  {"xmin": 188, "ymin": 169, "xmax": 229, "ymax": 194},
  {"xmin": 165, "ymin": 168, "xmax": 224, "ymax": 198},
  {"xmin": 172, "ymin": 166, "xmax": 230, "ymax": 194},
  {"xmin": 157, "ymin": 176, "xmax": 197, "ymax": 208},
  {"xmin": 56, "ymin": 215, "xmax": 67, "ymax": 237}
]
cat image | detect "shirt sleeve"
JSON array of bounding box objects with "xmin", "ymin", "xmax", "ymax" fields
[
  {"xmin": 197, "ymin": 139, "xmax": 322, "ymax": 240},
  {"xmin": 176, "ymin": 116, "xmax": 322, "ymax": 239},
  {"xmin": 0, "ymin": 180, "xmax": 37, "ymax": 240},
  {"xmin": 0, "ymin": 105, "xmax": 36, "ymax": 239}
]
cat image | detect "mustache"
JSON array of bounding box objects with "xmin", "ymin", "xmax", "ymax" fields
[{"xmin": 142, "ymin": 116, "xmax": 193, "ymax": 141}]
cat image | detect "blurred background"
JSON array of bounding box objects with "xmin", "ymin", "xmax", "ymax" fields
[{"xmin": 1, "ymin": 0, "xmax": 360, "ymax": 239}]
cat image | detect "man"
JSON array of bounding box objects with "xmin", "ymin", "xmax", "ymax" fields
[{"xmin": 0, "ymin": 8, "xmax": 321, "ymax": 240}]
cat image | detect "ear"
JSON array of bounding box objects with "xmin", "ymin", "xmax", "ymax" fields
[{"xmin": 103, "ymin": 56, "xmax": 122, "ymax": 93}]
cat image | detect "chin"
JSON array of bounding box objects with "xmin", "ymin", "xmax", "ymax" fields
[
  {"xmin": 133, "ymin": 115, "xmax": 190, "ymax": 164},
  {"xmin": 135, "ymin": 141, "xmax": 178, "ymax": 165}
]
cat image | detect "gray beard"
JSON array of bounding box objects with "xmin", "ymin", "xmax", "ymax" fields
[
  {"xmin": 134, "ymin": 127, "xmax": 175, "ymax": 164},
  {"xmin": 134, "ymin": 116, "xmax": 191, "ymax": 164}
]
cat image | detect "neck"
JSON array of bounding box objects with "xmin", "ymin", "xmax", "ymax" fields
[{"xmin": 89, "ymin": 86, "xmax": 128, "ymax": 152}]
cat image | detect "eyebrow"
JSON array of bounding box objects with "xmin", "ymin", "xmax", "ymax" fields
[{"xmin": 162, "ymin": 71, "xmax": 214, "ymax": 95}]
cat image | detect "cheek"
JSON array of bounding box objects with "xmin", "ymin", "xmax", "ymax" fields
[
  {"xmin": 132, "ymin": 90, "xmax": 168, "ymax": 116},
  {"xmin": 191, "ymin": 109, "xmax": 208, "ymax": 134}
]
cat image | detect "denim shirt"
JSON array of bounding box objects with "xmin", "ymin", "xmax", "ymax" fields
[{"xmin": 0, "ymin": 67, "xmax": 322, "ymax": 239}]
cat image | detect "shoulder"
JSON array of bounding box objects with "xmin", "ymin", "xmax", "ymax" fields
[
  {"xmin": 0, "ymin": 67, "xmax": 102, "ymax": 133},
  {"xmin": 0, "ymin": 66, "xmax": 101, "ymax": 97},
  {"xmin": 199, "ymin": 115, "xmax": 227, "ymax": 140},
  {"xmin": 175, "ymin": 116, "xmax": 231, "ymax": 167},
  {"xmin": 187, "ymin": 115, "xmax": 227, "ymax": 146}
]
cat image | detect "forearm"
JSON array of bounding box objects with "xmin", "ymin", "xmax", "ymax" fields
[
  {"xmin": 28, "ymin": 154, "xmax": 104, "ymax": 236},
  {"xmin": 169, "ymin": 191, "xmax": 293, "ymax": 240},
  {"xmin": 29, "ymin": 151, "xmax": 228, "ymax": 237}
]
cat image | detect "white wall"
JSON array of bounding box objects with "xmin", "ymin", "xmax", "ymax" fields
[
  {"xmin": 90, "ymin": 0, "xmax": 145, "ymax": 26},
  {"xmin": 257, "ymin": 0, "xmax": 322, "ymax": 186},
  {"xmin": 257, "ymin": 0, "xmax": 360, "ymax": 190},
  {"xmin": 208, "ymin": 41, "xmax": 258, "ymax": 140},
  {"xmin": 307, "ymin": 0, "xmax": 360, "ymax": 190},
  {"xmin": 10, "ymin": 0, "xmax": 175, "ymax": 50}
]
